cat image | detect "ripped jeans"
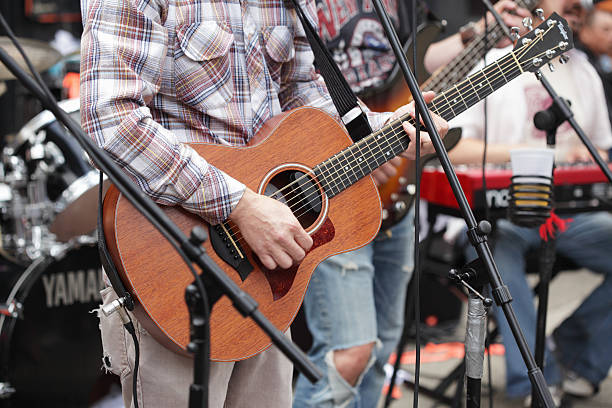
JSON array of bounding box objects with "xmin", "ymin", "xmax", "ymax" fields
[{"xmin": 293, "ymin": 209, "xmax": 414, "ymax": 408}]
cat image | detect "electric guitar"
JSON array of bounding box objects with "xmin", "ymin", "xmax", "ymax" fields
[
  {"xmin": 103, "ymin": 14, "xmax": 571, "ymax": 361},
  {"xmin": 364, "ymin": 0, "xmax": 541, "ymax": 229}
]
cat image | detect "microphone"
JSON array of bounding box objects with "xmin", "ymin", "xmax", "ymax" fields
[{"xmin": 508, "ymin": 148, "xmax": 555, "ymax": 227}]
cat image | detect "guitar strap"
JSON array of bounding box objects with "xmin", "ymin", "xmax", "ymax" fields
[
  {"xmin": 98, "ymin": 171, "xmax": 134, "ymax": 310},
  {"xmin": 288, "ymin": 0, "xmax": 372, "ymax": 142}
]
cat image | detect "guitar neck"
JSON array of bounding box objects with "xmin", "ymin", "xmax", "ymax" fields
[
  {"xmin": 315, "ymin": 50, "xmax": 524, "ymax": 198},
  {"xmin": 424, "ymin": 0, "xmax": 540, "ymax": 93}
]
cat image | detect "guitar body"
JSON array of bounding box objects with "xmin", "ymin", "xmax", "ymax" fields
[{"xmin": 103, "ymin": 107, "xmax": 382, "ymax": 361}]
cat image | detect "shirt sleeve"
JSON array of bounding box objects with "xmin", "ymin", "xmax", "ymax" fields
[{"xmin": 80, "ymin": 0, "xmax": 245, "ymax": 225}]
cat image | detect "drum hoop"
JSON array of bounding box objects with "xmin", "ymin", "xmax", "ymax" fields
[
  {"xmin": 0, "ymin": 235, "xmax": 98, "ymax": 333},
  {"xmin": 53, "ymin": 170, "xmax": 102, "ymax": 212},
  {"xmin": 11, "ymin": 99, "xmax": 80, "ymax": 149},
  {"xmin": 0, "ymin": 237, "xmax": 100, "ymax": 389}
]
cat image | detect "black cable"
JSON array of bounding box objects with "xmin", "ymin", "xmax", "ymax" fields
[
  {"xmin": 0, "ymin": 11, "xmax": 212, "ymax": 408},
  {"xmin": 123, "ymin": 318, "xmax": 141, "ymax": 408},
  {"xmin": 482, "ymin": 13, "xmax": 491, "ymax": 224},
  {"xmin": 482, "ymin": 10, "xmax": 493, "ymax": 408},
  {"xmin": 412, "ymin": 0, "xmax": 421, "ymax": 407}
]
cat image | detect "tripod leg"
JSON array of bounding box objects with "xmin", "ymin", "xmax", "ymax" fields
[
  {"xmin": 383, "ymin": 278, "xmax": 416, "ymax": 408},
  {"xmin": 531, "ymin": 238, "xmax": 556, "ymax": 408}
]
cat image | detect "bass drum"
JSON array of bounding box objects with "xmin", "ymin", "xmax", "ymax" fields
[
  {"xmin": 10, "ymin": 99, "xmax": 108, "ymax": 243},
  {"xmin": 0, "ymin": 238, "xmax": 113, "ymax": 407}
]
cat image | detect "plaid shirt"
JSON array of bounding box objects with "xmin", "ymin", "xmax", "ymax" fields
[{"xmin": 80, "ymin": 0, "xmax": 389, "ymax": 224}]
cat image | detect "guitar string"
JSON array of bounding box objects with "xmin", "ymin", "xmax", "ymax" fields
[
  {"xmin": 426, "ymin": 23, "xmax": 503, "ymax": 91},
  {"xmin": 219, "ymin": 30, "xmax": 561, "ymax": 245},
  {"xmin": 268, "ymin": 29, "xmax": 554, "ymax": 211},
  {"xmin": 220, "ymin": 38, "xmax": 561, "ymax": 245},
  {"xmin": 245, "ymin": 34, "xmax": 556, "ymax": 230},
  {"xmin": 269, "ymin": 2, "xmax": 547, "ymax": 217},
  {"xmin": 428, "ymin": 0, "xmax": 538, "ymax": 91},
  {"xmin": 281, "ymin": 39, "xmax": 541, "ymax": 207}
]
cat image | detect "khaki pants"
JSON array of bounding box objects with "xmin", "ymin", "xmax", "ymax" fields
[{"xmin": 98, "ymin": 286, "xmax": 293, "ymax": 408}]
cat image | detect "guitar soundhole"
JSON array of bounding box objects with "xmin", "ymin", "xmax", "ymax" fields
[{"xmin": 264, "ymin": 169, "xmax": 323, "ymax": 231}]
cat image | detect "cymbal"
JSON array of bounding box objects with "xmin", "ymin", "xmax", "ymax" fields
[{"xmin": 0, "ymin": 37, "xmax": 62, "ymax": 81}]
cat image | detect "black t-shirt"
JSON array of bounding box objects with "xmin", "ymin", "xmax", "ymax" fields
[{"xmin": 316, "ymin": 0, "xmax": 403, "ymax": 92}]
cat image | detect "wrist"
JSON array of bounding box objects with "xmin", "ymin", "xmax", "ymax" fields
[{"xmin": 459, "ymin": 21, "xmax": 479, "ymax": 46}]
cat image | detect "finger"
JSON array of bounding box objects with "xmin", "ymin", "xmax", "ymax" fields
[
  {"xmin": 389, "ymin": 156, "xmax": 403, "ymax": 167},
  {"xmin": 294, "ymin": 229, "xmax": 313, "ymax": 252},
  {"xmin": 271, "ymin": 248, "xmax": 293, "ymax": 270},
  {"xmin": 284, "ymin": 239, "xmax": 307, "ymax": 263},
  {"xmin": 421, "ymin": 91, "xmax": 436, "ymax": 103},
  {"xmin": 372, "ymin": 172, "xmax": 385, "ymax": 186},
  {"xmin": 390, "ymin": 103, "xmax": 411, "ymax": 121},
  {"xmin": 495, "ymin": 0, "xmax": 517, "ymax": 12},
  {"xmin": 259, "ymin": 253, "xmax": 277, "ymax": 270},
  {"xmin": 381, "ymin": 162, "xmax": 398, "ymax": 176}
]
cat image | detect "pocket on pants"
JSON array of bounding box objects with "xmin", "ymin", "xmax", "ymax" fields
[{"xmin": 99, "ymin": 286, "xmax": 132, "ymax": 379}]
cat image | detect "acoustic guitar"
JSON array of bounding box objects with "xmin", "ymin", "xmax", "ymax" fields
[
  {"xmin": 363, "ymin": 0, "xmax": 541, "ymax": 229},
  {"xmin": 103, "ymin": 15, "xmax": 571, "ymax": 361}
]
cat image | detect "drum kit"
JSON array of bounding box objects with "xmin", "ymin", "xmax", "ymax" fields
[{"xmin": 0, "ymin": 38, "xmax": 114, "ymax": 407}]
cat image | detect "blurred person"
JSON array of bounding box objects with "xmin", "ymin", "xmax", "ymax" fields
[
  {"xmin": 578, "ymin": 3, "xmax": 612, "ymax": 158},
  {"xmin": 449, "ymin": 0, "xmax": 612, "ymax": 404},
  {"xmin": 292, "ymin": 1, "xmax": 530, "ymax": 407}
]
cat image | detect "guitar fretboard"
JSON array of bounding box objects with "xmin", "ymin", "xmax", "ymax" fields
[
  {"xmin": 314, "ymin": 50, "xmax": 524, "ymax": 198},
  {"xmin": 425, "ymin": 0, "xmax": 539, "ymax": 93}
]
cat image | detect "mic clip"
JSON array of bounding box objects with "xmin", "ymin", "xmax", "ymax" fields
[{"xmin": 448, "ymin": 258, "xmax": 493, "ymax": 307}]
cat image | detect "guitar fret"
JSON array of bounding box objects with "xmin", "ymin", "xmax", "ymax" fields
[
  {"xmin": 317, "ymin": 162, "xmax": 338, "ymax": 197},
  {"xmin": 481, "ymin": 67, "xmax": 494, "ymax": 92},
  {"xmin": 342, "ymin": 149, "xmax": 361, "ymax": 185},
  {"xmin": 355, "ymin": 140, "xmax": 374, "ymax": 175},
  {"xmin": 455, "ymin": 84, "xmax": 469, "ymax": 110},
  {"xmin": 495, "ymin": 59, "xmax": 509, "ymax": 83},
  {"xmin": 441, "ymin": 92, "xmax": 456, "ymax": 117},
  {"xmin": 325, "ymin": 157, "xmax": 343, "ymax": 195},
  {"xmin": 347, "ymin": 145, "xmax": 367, "ymax": 181}
]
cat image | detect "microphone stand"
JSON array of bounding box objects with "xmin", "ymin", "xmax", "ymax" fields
[
  {"xmin": 369, "ymin": 0, "xmax": 555, "ymax": 406},
  {"xmin": 448, "ymin": 263, "xmax": 493, "ymax": 408},
  {"xmin": 0, "ymin": 28, "xmax": 322, "ymax": 408},
  {"xmin": 535, "ymin": 73, "xmax": 612, "ymax": 183}
]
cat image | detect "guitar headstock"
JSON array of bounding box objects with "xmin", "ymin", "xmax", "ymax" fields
[{"xmin": 512, "ymin": 12, "xmax": 574, "ymax": 73}]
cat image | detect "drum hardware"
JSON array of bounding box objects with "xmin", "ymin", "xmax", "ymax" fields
[
  {"xmin": 0, "ymin": 37, "xmax": 62, "ymax": 81},
  {"xmin": 0, "ymin": 382, "xmax": 15, "ymax": 399},
  {"xmin": 0, "ymin": 236, "xmax": 108, "ymax": 407},
  {"xmin": 0, "ymin": 149, "xmax": 57, "ymax": 263},
  {"xmin": 0, "ymin": 300, "xmax": 22, "ymax": 319},
  {"xmin": 2, "ymin": 99, "xmax": 106, "ymax": 253}
]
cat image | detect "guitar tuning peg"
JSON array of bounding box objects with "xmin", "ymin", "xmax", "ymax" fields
[
  {"xmin": 535, "ymin": 8, "xmax": 545, "ymax": 21},
  {"xmin": 559, "ymin": 54, "xmax": 570, "ymax": 64},
  {"xmin": 548, "ymin": 62, "xmax": 555, "ymax": 72},
  {"xmin": 511, "ymin": 26, "xmax": 521, "ymax": 43},
  {"xmin": 523, "ymin": 17, "xmax": 533, "ymax": 31}
]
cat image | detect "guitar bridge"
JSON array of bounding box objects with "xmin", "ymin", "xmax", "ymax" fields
[{"xmin": 209, "ymin": 223, "xmax": 253, "ymax": 281}]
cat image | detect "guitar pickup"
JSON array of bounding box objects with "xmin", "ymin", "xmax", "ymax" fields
[{"xmin": 209, "ymin": 223, "xmax": 253, "ymax": 282}]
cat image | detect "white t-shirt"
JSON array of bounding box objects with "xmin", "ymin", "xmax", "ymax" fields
[{"xmin": 449, "ymin": 47, "xmax": 612, "ymax": 162}]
